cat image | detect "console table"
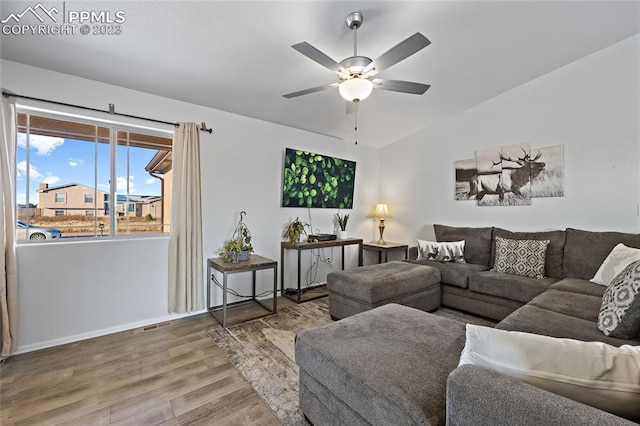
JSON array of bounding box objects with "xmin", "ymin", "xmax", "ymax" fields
[
  {"xmin": 363, "ymin": 241, "xmax": 409, "ymax": 264},
  {"xmin": 281, "ymin": 238, "xmax": 363, "ymax": 303},
  {"xmin": 207, "ymin": 255, "xmax": 277, "ymax": 328}
]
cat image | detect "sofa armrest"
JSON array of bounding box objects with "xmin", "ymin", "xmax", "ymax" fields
[{"xmin": 446, "ymin": 365, "xmax": 635, "ymax": 426}]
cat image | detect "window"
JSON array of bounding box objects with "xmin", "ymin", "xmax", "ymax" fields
[{"xmin": 15, "ymin": 112, "xmax": 173, "ymax": 241}]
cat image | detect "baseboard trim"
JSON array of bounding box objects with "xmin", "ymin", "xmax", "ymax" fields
[{"xmin": 14, "ymin": 309, "xmax": 206, "ymax": 355}]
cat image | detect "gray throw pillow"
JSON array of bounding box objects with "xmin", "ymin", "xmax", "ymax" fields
[
  {"xmin": 492, "ymin": 236, "xmax": 549, "ymax": 279},
  {"xmin": 598, "ymin": 260, "xmax": 640, "ymax": 339}
]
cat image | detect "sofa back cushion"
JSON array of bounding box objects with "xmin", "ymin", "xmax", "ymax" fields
[
  {"xmin": 564, "ymin": 228, "xmax": 640, "ymax": 280},
  {"xmin": 492, "ymin": 228, "xmax": 566, "ymax": 279},
  {"xmin": 434, "ymin": 225, "xmax": 493, "ymax": 266}
]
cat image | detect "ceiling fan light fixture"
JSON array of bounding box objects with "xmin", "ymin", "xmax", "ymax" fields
[{"xmin": 339, "ymin": 78, "xmax": 373, "ymax": 102}]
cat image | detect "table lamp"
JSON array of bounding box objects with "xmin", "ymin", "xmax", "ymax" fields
[{"xmin": 372, "ymin": 203, "xmax": 391, "ymax": 244}]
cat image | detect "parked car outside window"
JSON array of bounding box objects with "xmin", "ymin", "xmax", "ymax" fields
[{"xmin": 16, "ymin": 221, "xmax": 62, "ymax": 240}]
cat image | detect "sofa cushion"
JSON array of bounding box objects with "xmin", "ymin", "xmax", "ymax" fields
[
  {"xmin": 497, "ymin": 304, "xmax": 640, "ymax": 347},
  {"xmin": 598, "ymin": 260, "xmax": 640, "ymax": 339},
  {"xmin": 492, "ymin": 237, "xmax": 549, "ymax": 279},
  {"xmin": 434, "ymin": 224, "xmax": 493, "ymax": 266},
  {"xmin": 492, "ymin": 228, "xmax": 566, "ymax": 278},
  {"xmin": 405, "ymin": 259, "xmax": 488, "ymax": 289},
  {"xmin": 416, "ymin": 239, "xmax": 466, "ymax": 263},
  {"xmin": 564, "ymin": 228, "xmax": 640, "ymax": 280},
  {"xmin": 469, "ymin": 271, "xmax": 557, "ymax": 303},
  {"xmin": 528, "ymin": 289, "xmax": 603, "ymax": 322},
  {"xmin": 549, "ymin": 277, "xmax": 607, "ymax": 297},
  {"xmin": 459, "ymin": 325, "xmax": 640, "ymax": 420},
  {"xmin": 592, "ymin": 243, "xmax": 640, "ymax": 286}
]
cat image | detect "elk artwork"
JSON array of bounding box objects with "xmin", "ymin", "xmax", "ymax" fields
[{"xmin": 476, "ymin": 147, "xmax": 545, "ymax": 202}]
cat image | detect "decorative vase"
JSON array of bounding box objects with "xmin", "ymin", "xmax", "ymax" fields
[
  {"xmin": 238, "ymin": 250, "xmax": 250, "ymax": 261},
  {"xmin": 338, "ymin": 230, "xmax": 349, "ymax": 240}
]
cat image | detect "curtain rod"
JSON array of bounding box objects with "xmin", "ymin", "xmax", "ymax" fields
[{"xmin": 1, "ymin": 91, "xmax": 213, "ymax": 133}]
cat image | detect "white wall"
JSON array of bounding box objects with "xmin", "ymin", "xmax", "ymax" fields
[
  {"xmin": 2, "ymin": 60, "xmax": 380, "ymax": 353},
  {"xmin": 381, "ymin": 35, "xmax": 640, "ymax": 243}
]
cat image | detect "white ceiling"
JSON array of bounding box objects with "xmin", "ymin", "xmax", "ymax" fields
[{"xmin": 1, "ymin": 1, "xmax": 639, "ymax": 148}]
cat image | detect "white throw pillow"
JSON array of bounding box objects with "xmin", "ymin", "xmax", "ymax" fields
[
  {"xmin": 459, "ymin": 324, "xmax": 640, "ymax": 420},
  {"xmin": 591, "ymin": 243, "xmax": 640, "ymax": 286},
  {"xmin": 416, "ymin": 239, "xmax": 465, "ymax": 263}
]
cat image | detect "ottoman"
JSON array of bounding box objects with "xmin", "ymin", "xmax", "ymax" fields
[
  {"xmin": 295, "ymin": 303, "xmax": 467, "ymax": 425},
  {"xmin": 327, "ymin": 261, "xmax": 441, "ymax": 320}
]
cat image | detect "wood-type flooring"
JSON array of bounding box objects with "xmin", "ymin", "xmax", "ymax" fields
[{"xmin": 0, "ymin": 298, "xmax": 299, "ymax": 425}]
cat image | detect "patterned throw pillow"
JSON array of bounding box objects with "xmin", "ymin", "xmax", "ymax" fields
[
  {"xmin": 417, "ymin": 239, "xmax": 466, "ymax": 263},
  {"xmin": 598, "ymin": 260, "xmax": 640, "ymax": 339},
  {"xmin": 492, "ymin": 236, "xmax": 549, "ymax": 279}
]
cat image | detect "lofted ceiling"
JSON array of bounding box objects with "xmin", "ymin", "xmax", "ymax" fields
[{"xmin": 1, "ymin": 1, "xmax": 639, "ymax": 148}]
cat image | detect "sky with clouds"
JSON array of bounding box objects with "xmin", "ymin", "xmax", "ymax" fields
[{"xmin": 16, "ymin": 134, "xmax": 161, "ymax": 206}]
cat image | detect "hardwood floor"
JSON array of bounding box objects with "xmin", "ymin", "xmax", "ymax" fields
[{"xmin": 0, "ymin": 298, "xmax": 299, "ymax": 425}]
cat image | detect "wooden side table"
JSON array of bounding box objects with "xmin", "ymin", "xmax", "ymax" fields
[
  {"xmin": 363, "ymin": 242, "xmax": 409, "ymax": 264},
  {"xmin": 207, "ymin": 254, "xmax": 277, "ymax": 328},
  {"xmin": 281, "ymin": 238, "xmax": 363, "ymax": 303}
]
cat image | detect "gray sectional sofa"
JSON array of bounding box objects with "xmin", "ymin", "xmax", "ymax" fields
[{"xmin": 295, "ymin": 225, "xmax": 640, "ymax": 425}]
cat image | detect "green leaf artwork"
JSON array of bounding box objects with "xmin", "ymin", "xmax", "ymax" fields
[{"xmin": 281, "ymin": 149, "xmax": 356, "ymax": 208}]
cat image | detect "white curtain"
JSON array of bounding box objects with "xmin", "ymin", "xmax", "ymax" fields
[
  {"xmin": 168, "ymin": 123, "xmax": 204, "ymax": 313},
  {"xmin": 0, "ymin": 93, "xmax": 18, "ymax": 357}
]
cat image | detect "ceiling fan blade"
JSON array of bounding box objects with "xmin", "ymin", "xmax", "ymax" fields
[
  {"xmin": 372, "ymin": 79, "xmax": 430, "ymax": 95},
  {"xmin": 364, "ymin": 33, "xmax": 431, "ymax": 76},
  {"xmin": 292, "ymin": 42, "xmax": 348, "ymax": 74},
  {"xmin": 283, "ymin": 83, "xmax": 339, "ymax": 99}
]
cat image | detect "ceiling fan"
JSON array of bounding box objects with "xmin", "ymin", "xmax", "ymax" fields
[{"xmin": 283, "ymin": 11, "xmax": 431, "ymax": 106}]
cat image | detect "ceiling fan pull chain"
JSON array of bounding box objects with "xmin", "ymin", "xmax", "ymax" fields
[{"xmin": 354, "ymin": 102, "xmax": 358, "ymax": 145}]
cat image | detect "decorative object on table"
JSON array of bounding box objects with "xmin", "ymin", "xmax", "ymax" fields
[
  {"xmin": 281, "ymin": 148, "xmax": 356, "ymax": 209},
  {"xmin": 220, "ymin": 211, "xmax": 254, "ymax": 263},
  {"xmin": 455, "ymin": 144, "xmax": 564, "ymax": 205},
  {"xmin": 335, "ymin": 211, "xmax": 350, "ymax": 239},
  {"xmin": 370, "ymin": 203, "xmax": 391, "ymax": 244},
  {"xmin": 283, "ymin": 217, "xmax": 309, "ymax": 243}
]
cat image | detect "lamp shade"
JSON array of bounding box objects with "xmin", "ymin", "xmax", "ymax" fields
[
  {"xmin": 339, "ymin": 78, "xmax": 373, "ymax": 102},
  {"xmin": 372, "ymin": 203, "xmax": 391, "ymax": 219}
]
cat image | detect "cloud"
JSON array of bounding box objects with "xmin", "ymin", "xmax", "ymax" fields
[
  {"xmin": 68, "ymin": 158, "xmax": 84, "ymax": 167},
  {"xmin": 17, "ymin": 160, "xmax": 42, "ymax": 180},
  {"xmin": 42, "ymin": 175, "xmax": 61, "ymax": 185},
  {"xmin": 16, "ymin": 192, "xmax": 26, "ymax": 205},
  {"xmin": 145, "ymin": 177, "xmax": 157, "ymax": 185},
  {"xmin": 116, "ymin": 175, "xmax": 135, "ymax": 193},
  {"xmin": 16, "ymin": 161, "xmax": 61, "ymax": 186},
  {"xmin": 17, "ymin": 133, "xmax": 64, "ymax": 156}
]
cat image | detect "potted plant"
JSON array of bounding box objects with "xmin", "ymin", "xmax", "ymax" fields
[
  {"xmin": 335, "ymin": 212, "xmax": 349, "ymax": 239},
  {"xmin": 283, "ymin": 217, "xmax": 309, "ymax": 243},
  {"xmin": 220, "ymin": 211, "xmax": 254, "ymax": 263}
]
